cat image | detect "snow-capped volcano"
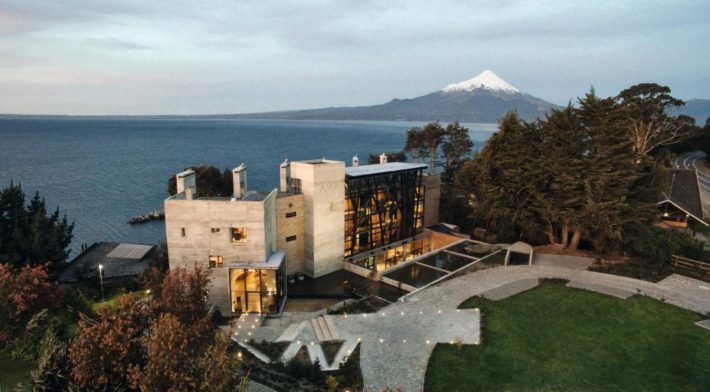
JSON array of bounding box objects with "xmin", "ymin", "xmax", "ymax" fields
[
  {"xmin": 442, "ymin": 70, "xmax": 520, "ymax": 94},
  {"xmin": 234, "ymin": 69, "xmax": 558, "ymax": 122}
]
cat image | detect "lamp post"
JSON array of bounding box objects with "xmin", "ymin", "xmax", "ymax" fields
[{"xmin": 98, "ymin": 263, "xmax": 104, "ymax": 301}]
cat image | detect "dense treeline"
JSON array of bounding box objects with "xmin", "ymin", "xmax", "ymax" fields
[
  {"xmin": 0, "ymin": 183, "xmax": 74, "ymax": 275},
  {"xmin": 450, "ymin": 84, "xmax": 706, "ymax": 257}
]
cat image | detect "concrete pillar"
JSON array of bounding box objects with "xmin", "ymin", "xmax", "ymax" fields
[
  {"xmin": 379, "ymin": 153, "xmax": 388, "ymax": 164},
  {"xmin": 280, "ymin": 159, "xmax": 290, "ymax": 192},
  {"xmin": 233, "ymin": 163, "xmax": 247, "ymax": 199},
  {"xmin": 176, "ymin": 169, "xmax": 196, "ymax": 199}
]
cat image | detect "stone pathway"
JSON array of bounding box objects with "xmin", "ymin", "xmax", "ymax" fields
[
  {"xmin": 533, "ymin": 253, "xmax": 595, "ymax": 270},
  {"xmin": 233, "ymin": 262, "xmax": 710, "ymax": 392},
  {"xmin": 566, "ymin": 280, "xmax": 635, "ymax": 299},
  {"xmin": 481, "ymin": 277, "xmax": 538, "ymax": 300}
]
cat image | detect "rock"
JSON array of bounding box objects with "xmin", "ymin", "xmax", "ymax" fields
[{"xmin": 128, "ymin": 210, "xmax": 165, "ymax": 224}]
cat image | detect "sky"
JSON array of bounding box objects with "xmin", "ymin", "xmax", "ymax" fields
[{"xmin": 1, "ymin": 0, "xmax": 709, "ymax": 115}]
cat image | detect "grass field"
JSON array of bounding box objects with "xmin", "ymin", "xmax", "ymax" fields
[
  {"xmin": 0, "ymin": 351, "xmax": 32, "ymax": 390},
  {"xmin": 425, "ymin": 281, "xmax": 710, "ymax": 391}
]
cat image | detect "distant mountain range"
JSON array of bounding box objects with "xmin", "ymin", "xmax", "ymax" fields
[
  {"xmin": 234, "ymin": 70, "xmax": 560, "ymax": 123},
  {"xmin": 677, "ymin": 99, "xmax": 710, "ymax": 125}
]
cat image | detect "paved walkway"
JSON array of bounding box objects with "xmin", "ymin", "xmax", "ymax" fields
[
  {"xmin": 236, "ymin": 264, "xmax": 710, "ymax": 391},
  {"xmin": 376, "ymin": 265, "xmax": 710, "ymax": 391}
]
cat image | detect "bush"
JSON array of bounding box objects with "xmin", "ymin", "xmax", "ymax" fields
[{"xmin": 625, "ymin": 224, "xmax": 704, "ymax": 265}]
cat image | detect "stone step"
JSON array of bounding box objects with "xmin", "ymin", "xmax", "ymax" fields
[
  {"xmin": 317, "ymin": 316, "xmax": 332, "ymax": 341},
  {"xmin": 276, "ymin": 321, "xmax": 305, "ymax": 342},
  {"xmin": 323, "ymin": 315, "xmax": 341, "ymax": 340},
  {"xmin": 310, "ymin": 318, "xmax": 325, "ymax": 342}
]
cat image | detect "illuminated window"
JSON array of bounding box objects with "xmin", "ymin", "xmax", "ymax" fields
[
  {"xmin": 231, "ymin": 228, "xmax": 247, "ymax": 243},
  {"xmin": 209, "ymin": 255, "xmax": 223, "ymax": 268}
]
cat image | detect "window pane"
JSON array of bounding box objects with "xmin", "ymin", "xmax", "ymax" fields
[
  {"xmin": 261, "ymin": 270, "xmax": 277, "ymax": 293},
  {"xmin": 231, "ymin": 227, "xmax": 247, "ymax": 242},
  {"xmin": 246, "ymin": 269, "xmax": 259, "ymax": 291}
]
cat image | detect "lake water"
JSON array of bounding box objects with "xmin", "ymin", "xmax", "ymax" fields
[{"xmin": 0, "ymin": 118, "xmax": 496, "ymax": 256}]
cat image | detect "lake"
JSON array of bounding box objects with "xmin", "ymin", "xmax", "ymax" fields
[{"xmin": 0, "ymin": 118, "xmax": 496, "ymax": 256}]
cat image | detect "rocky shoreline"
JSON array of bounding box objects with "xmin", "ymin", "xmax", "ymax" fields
[{"xmin": 128, "ymin": 210, "xmax": 164, "ymax": 224}]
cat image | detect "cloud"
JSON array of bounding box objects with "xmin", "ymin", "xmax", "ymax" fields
[
  {"xmin": 0, "ymin": 0, "xmax": 709, "ymax": 114},
  {"xmin": 84, "ymin": 38, "xmax": 152, "ymax": 50}
]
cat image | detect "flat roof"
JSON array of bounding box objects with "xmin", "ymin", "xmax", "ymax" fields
[
  {"xmin": 106, "ymin": 243, "xmax": 153, "ymax": 259},
  {"xmin": 228, "ymin": 251, "xmax": 285, "ymax": 269},
  {"xmin": 345, "ymin": 162, "xmax": 428, "ymax": 178},
  {"xmin": 59, "ymin": 242, "xmax": 155, "ymax": 283}
]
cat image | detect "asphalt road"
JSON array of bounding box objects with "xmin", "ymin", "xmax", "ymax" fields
[{"xmin": 674, "ymin": 151, "xmax": 710, "ymax": 217}]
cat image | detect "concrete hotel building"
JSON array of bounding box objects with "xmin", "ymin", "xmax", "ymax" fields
[{"xmin": 165, "ymin": 155, "xmax": 440, "ymax": 316}]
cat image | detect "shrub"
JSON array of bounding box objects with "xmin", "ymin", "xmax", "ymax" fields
[{"xmin": 625, "ymin": 224, "xmax": 703, "ymax": 265}]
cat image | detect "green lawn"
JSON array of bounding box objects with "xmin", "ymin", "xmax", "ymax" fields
[
  {"xmin": 425, "ymin": 281, "xmax": 710, "ymax": 391},
  {"xmin": 0, "ymin": 351, "xmax": 32, "ymax": 390}
]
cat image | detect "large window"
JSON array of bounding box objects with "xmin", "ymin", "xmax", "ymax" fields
[
  {"xmin": 229, "ymin": 263, "xmax": 285, "ymax": 314},
  {"xmin": 344, "ymin": 168, "xmax": 424, "ymax": 257},
  {"xmin": 231, "ymin": 227, "xmax": 247, "ymax": 243},
  {"xmin": 348, "ymin": 234, "xmax": 431, "ymax": 271}
]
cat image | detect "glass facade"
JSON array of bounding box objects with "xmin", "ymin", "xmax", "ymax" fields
[
  {"xmin": 344, "ymin": 168, "xmax": 424, "ymax": 259},
  {"xmin": 229, "ymin": 262, "xmax": 285, "ymax": 314},
  {"xmin": 348, "ymin": 234, "xmax": 431, "ymax": 271}
]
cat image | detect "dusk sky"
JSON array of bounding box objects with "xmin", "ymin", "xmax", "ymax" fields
[{"xmin": 1, "ymin": 0, "xmax": 709, "ymax": 115}]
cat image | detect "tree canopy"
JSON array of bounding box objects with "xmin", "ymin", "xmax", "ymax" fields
[
  {"xmin": 167, "ymin": 165, "xmax": 233, "ymax": 197},
  {"xmin": 0, "ymin": 183, "xmax": 74, "ymax": 275},
  {"xmin": 617, "ymin": 83, "xmax": 695, "ymax": 160},
  {"xmin": 367, "ymin": 151, "xmax": 408, "ymax": 164},
  {"xmin": 458, "ymin": 89, "xmax": 667, "ymax": 251}
]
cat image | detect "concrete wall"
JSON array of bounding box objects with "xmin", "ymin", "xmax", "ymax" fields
[
  {"xmin": 290, "ymin": 160, "xmax": 345, "ymax": 277},
  {"xmin": 164, "ymin": 189, "xmax": 277, "ymax": 314},
  {"xmin": 422, "ymin": 174, "xmax": 441, "ymax": 227},
  {"xmin": 275, "ymin": 193, "xmax": 305, "ymax": 275}
]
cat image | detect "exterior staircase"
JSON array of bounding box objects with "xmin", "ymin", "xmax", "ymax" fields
[{"xmin": 310, "ymin": 315, "xmax": 341, "ymax": 342}]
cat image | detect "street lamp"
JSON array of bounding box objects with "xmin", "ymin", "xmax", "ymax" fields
[{"xmin": 98, "ymin": 264, "xmax": 104, "ymax": 301}]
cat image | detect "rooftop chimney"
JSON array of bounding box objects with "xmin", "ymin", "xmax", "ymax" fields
[
  {"xmin": 352, "ymin": 155, "xmax": 359, "ymax": 167},
  {"xmin": 176, "ymin": 169, "xmax": 196, "ymax": 200},
  {"xmin": 379, "ymin": 153, "xmax": 388, "ymax": 164},
  {"xmin": 279, "ymin": 159, "xmax": 290, "ymax": 192},
  {"xmin": 232, "ymin": 163, "xmax": 247, "ymax": 199}
]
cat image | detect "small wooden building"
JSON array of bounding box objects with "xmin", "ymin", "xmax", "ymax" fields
[{"xmin": 657, "ymin": 169, "xmax": 708, "ymax": 229}]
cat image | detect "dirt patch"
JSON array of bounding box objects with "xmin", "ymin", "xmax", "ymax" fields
[
  {"xmin": 249, "ymin": 339, "xmax": 290, "ymax": 362},
  {"xmin": 321, "ymin": 340, "xmax": 344, "ymax": 365}
]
